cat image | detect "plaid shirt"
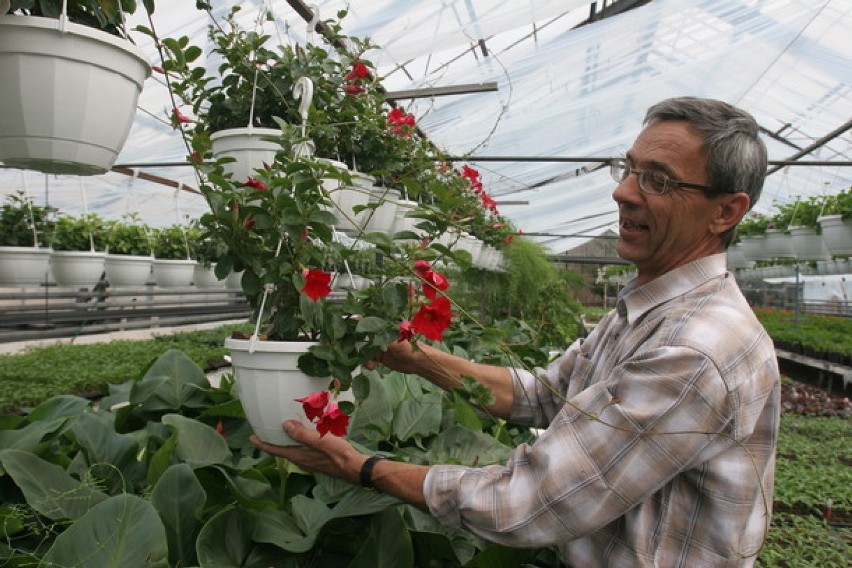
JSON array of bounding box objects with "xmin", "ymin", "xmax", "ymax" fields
[{"xmin": 424, "ymin": 254, "xmax": 780, "ymax": 567}]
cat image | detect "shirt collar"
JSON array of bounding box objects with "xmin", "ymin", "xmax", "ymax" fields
[{"xmin": 616, "ymin": 253, "xmax": 728, "ymax": 325}]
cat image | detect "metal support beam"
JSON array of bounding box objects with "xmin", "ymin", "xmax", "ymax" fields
[
  {"xmin": 385, "ymin": 82, "xmax": 498, "ymax": 101},
  {"xmin": 766, "ymin": 117, "xmax": 852, "ymax": 176}
]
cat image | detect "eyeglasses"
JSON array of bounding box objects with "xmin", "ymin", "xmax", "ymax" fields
[{"xmin": 610, "ymin": 158, "xmax": 713, "ymax": 195}]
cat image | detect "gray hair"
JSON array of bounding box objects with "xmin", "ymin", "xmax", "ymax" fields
[{"xmin": 644, "ymin": 97, "xmax": 767, "ymax": 248}]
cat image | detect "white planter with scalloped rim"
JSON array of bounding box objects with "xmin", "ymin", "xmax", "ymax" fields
[
  {"xmin": 193, "ymin": 263, "xmax": 226, "ymax": 289},
  {"xmin": 0, "ymin": 246, "xmax": 51, "ymax": 286},
  {"xmin": 0, "ymin": 15, "xmax": 150, "ymax": 175},
  {"xmin": 105, "ymin": 254, "xmax": 152, "ymax": 287},
  {"xmin": 152, "ymin": 259, "xmax": 196, "ymax": 288},
  {"xmin": 50, "ymin": 250, "xmax": 106, "ymax": 287},
  {"xmin": 788, "ymin": 225, "xmax": 829, "ymax": 261},
  {"xmin": 210, "ymin": 127, "xmax": 280, "ymax": 183},
  {"xmin": 225, "ymin": 338, "xmax": 331, "ymax": 446},
  {"xmin": 818, "ymin": 215, "xmax": 852, "ymax": 257}
]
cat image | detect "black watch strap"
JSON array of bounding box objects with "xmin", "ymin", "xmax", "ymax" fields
[{"xmin": 359, "ymin": 455, "xmax": 386, "ymax": 490}]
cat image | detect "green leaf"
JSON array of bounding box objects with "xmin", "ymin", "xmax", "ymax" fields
[
  {"xmin": 42, "ymin": 494, "xmax": 168, "ymax": 567},
  {"xmin": 71, "ymin": 412, "xmax": 142, "ymax": 493},
  {"xmin": 151, "ymin": 463, "xmax": 206, "ymax": 567},
  {"xmin": 0, "ymin": 449, "xmax": 107, "ymax": 521},
  {"xmin": 196, "ymin": 506, "xmax": 254, "ymax": 566},
  {"xmin": 161, "ymin": 414, "xmax": 232, "ymax": 467},
  {"xmin": 423, "ymin": 425, "xmax": 513, "ymax": 467},
  {"xmin": 24, "ymin": 394, "xmax": 90, "ymax": 424},
  {"xmin": 355, "ymin": 316, "xmax": 386, "ymax": 333},
  {"xmin": 349, "ymin": 507, "xmax": 413, "ymax": 568},
  {"xmin": 392, "ymin": 391, "xmax": 443, "ymax": 442},
  {"xmin": 131, "ymin": 349, "xmax": 210, "ymax": 411},
  {"xmin": 0, "ymin": 418, "xmax": 66, "ymax": 455},
  {"xmin": 252, "ymin": 508, "xmax": 315, "ymax": 553}
]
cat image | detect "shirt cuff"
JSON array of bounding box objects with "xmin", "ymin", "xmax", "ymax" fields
[{"xmin": 422, "ymin": 464, "xmax": 470, "ymax": 528}]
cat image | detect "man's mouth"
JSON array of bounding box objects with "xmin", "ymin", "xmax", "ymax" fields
[{"xmin": 620, "ymin": 218, "xmax": 649, "ymax": 232}]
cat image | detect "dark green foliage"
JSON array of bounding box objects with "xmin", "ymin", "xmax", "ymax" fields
[{"xmin": 0, "ymin": 191, "xmax": 54, "ymax": 247}]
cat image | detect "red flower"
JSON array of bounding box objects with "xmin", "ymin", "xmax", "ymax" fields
[
  {"xmin": 242, "ymin": 178, "xmax": 267, "ymax": 190},
  {"xmin": 316, "ymin": 402, "xmax": 350, "ymax": 437},
  {"xmin": 344, "ymin": 62, "xmax": 370, "ymax": 81},
  {"xmin": 151, "ymin": 65, "xmax": 165, "ymax": 74},
  {"xmin": 295, "ymin": 390, "xmax": 330, "ymax": 422},
  {"xmin": 170, "ymin": 108, "xmax": 193, "ymax": 129},
  {"xmin": 189, "ymin": 151, "xmax": 203, "ymax": 164},
  {"xmin": 215, "ymin": 418, "xmax": 228, "ymax": 437},
  {"xmin": 421, "ymin": 270, "xmax": 449, "ymax": 299},
  {"xmin": 414, "ymin": 260, "xmax": 431, "ymax": 275},
  {"xmin": 461, "ymin": 165, "xmax": 480, "ymax": 182},
  {"xmin": 412, "ymin": 295, "xmax": 454, "ymax": 341},
  {"xmin": 301, "ymin": 268, "xmax": 332, "ymax": 301},
  {"xmin": 397, "ymin": 320, "xmax": 415, "ymax": 342},
  {"xmin": 503, "ymin": 234, "xmax": 514, "ymax": 246},
  {"xmin": 345, "ymin": 84, "xmax": 366, "ymax": 95},
  {"xmin": 244, "ymin": 217, "xmax": 255, "ymax": 230},
  {"xmin": 387, "ymin": 107, "xmax": 416, "ymax": 135}
]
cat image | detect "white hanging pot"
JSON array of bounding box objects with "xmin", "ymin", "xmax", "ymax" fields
[
  {"xmin": 788, "ymin": 225, "xmax": 830, "ymax": 261},
  {"xmin": 392, "ymin": 198, "xmax": 423, "ymax": 241},
  {"xmin": 725, "ymin": 243, "xmax": 752, "ymax": 270},
  {"xmin": 363, "ymin": 187, "xmax": 400, "ymax": 234},
  {"xmin": 225, "ymin": 338, "xmax": 333, "ymax": 446},
  {"xmin": 0, "ymin": 246, "xmax": 51, "ymax": 286},
  {"xmin": 226, "ymin": 270, "xmax": 244, "ymax": 290},
  {"xmin": 152, "ymin": 258, "xmax": 196, "ymax": 288},
  {"xmin": 0, "ymin": 15, "xmax": 150, "ymax": 175},
  {"xmin": 104, "ymin": 254, "xmax": 152, "ymax": 287},
  {"xmin": 193, "ymin": 263, "xmax": 226, "ymax": 289},
  {"xmin": 327, "ymin": 169, "xmax": 372, "ymax": 235},
  {"xmin": 763, "ymin": 228, "xmax": 795, "ymax": 259},
  {"xmin": 817, "ymin": 215, "xmax": 852, "ymax": 257},
  {"xmin": 210, "ymin": 127, "xmax": 280, "ymax": 184},
  {"xmin": 738, "ymin": 235, "xmax": 765, "ymax": 261},
  {"xmin": 50, "ymin": 250, "xmax": 106, "ymax": 287}
]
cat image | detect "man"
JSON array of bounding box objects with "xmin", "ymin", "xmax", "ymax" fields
[{"xmin": 252, "ymin": 97, "xmax": 781, "ymax": 567}]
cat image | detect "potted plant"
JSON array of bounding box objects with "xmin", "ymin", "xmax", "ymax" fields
[
  {"xmin": 49, "ymin": 212, "xmax": 109, "ymax": 287},
  {"xmin": 104, "ymin": 214, "xmax": 153, "ymax": 287},
  {"xmin": 1, "ymin": 1, "xmax": 152, "ymax": 175},
  {"xmin": 150, "ymin": 224, "xmax": 196, "ymax": 288},
  {"xmin": 735, "ymin": 212, "xmax": 770, "ymax": 262},
  {"xmin": 0, "ymin": 190, "xmax": 53, "ymax": 286},
  {"xmin": 780, "ymin": 197, "xmax": 830, "ymax": 261},
  {"xmin": 187, "ymin": 224, "xmax": 228, "ymax": 289},
  {"xmin": 158, "ymin": 7, "xmax": 518, "ymax": 446},
  {"xmin": 817, "ymin": 187, "xmax": 852, "ymax": 257}
]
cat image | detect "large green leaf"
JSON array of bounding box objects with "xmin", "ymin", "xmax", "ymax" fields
[
  {"xmin": 196, "ymin": 506, "xmax": 254, "ymax": 566},
  {"xmin": 252, "ymin": 508, "xmax": 315, "ymax": 553},
  {"xmin": 392, "ymin": 391, "xmax": 443, "ymax": 442},
  {"xmin": 151, "ymin": 463, "xmax": 206, "ymax": 567},
  {"xmin": 161, "ymin": 414, "xmax": 232, "ymax": 467},
  {"xmin": 0, "ymin": 418, "xmax": 66, "ymax": 457},
  {"xmin": 71, "ymin": 412, "xmax": 142, "ymax": 493},
  {"xmin": 348, "ymin": 371, "xmax": 393, "ymax": 443},
  {"xmin": 24, "ymin": 394, "xmax": 90, "ymax": 424},
  {"xmin": 349, "ymin": 507, "xmax": 413, "ymax": 568},
  {"xmin": 42, "ymin": 494, "xmax": 168, "ymax": 567},
  {"xmin": 131, "ymin": 349, "xmax": 210, "ymax": 411},
  {"xmin": 0, "ymin": 449, "xmax": 107, "ymax": 520},
  {"xmin": 423, "ymin": 425, "xmax": 514, "ymax": 467}
]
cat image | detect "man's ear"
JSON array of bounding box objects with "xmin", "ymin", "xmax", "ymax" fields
[{"xmin": 711, "ymin": 192, "xmax": 752, "ymax": 236}]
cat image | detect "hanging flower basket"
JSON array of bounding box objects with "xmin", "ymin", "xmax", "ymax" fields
[
  {"xmin": 210, "ymin": 127, "xmax": 280, "ymax": 184},
  {"xmin": 0, "ymin": 246, "xmax": 51, "ymax": 286},
  {"xmin": 0, "ymin": 15, "xmax": 150, "ymax": 175},
  {"xmin": 224, "ymin": 338, "xmax": 334, "ymax": 446},
  {"xmin": 763, "ymin": 228, "xmax": 795, "ymax": 260},
  {"xmin": 50, "ymin": 250, "xmax": 107, "ymax": 287},
  {"xmin": 104, "ymin": 254, "xmax": 153, "ymax": 287},
  {"xmin": 788, "ymin": 225, "xmax": 830, "ymax": 261},
  {"xmin": 818, "ymin": 215, "xmax": 852, "ymax": 257},
  {"xmin": 152, "ymin": 258, "xmax": 196, "ymax": 288}
]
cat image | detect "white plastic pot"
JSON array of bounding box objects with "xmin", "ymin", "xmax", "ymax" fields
[
  {"xmin": 50, "ymin": 250, "xmax": 106, "ymax": 287},
  {"xmin": 0, "ymin": 15, "xmax": 150, "ymax": 175},
  {"xmin": 210, "ymin": 127, "xmax": 280, "ymax": 184},
  {"xmin": 152, "ymin": 258, "xmax": 196, "ymax": 288},
  {"xmin": 0, "ymin": 246, "xmax": 51, "ymax": 286},
  {"xmin": 104, "ymin": 254, "xmax": 152, "ymax": 287}
]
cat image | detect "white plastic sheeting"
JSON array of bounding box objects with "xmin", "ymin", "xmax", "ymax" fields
[{"xmin": 2, "ymin": 0, "xmax": 851, "ymax": 251}]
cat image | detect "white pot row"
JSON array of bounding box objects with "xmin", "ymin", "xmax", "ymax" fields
[
  {"xmin": 0, "ymin": 247, "xmax": 244, "ymax": 290},
  {"xmin": 729, "ymin": 214, "xmax": 852, "ymax": 269}
]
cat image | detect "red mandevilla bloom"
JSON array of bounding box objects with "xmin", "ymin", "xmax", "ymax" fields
[
  {"xmin": 412, "ymin": 295, "xmax": 454, "ymax": 341},
  {"xmin": 397, "ymin": 320, "xmax": 415, "ymax": 342},
  {"xmin": 345, "ymin": 84, "xmax": 366, "ymax": 95},
  {"xmin": 295, "ymin": 390, "xmax": 330, "ymax": 422},
  {"xmin": 316, "ymin": 403, "xmax": 350, "ymax": 437},
  {"xmin": 461, "ymin": 165, "xmax": 480, "ymax": 183},
  {"xmin": 301, "ymin": 268, "xmax": 332, "ymax": 301},
  {"xmin": 215, "ymin": 418, "xmax": 228, "ymax": 437},
  {"xmin": 344, "ymin": 62, "xmax": 370, "ymax": 82},
  {"xmin": 170, "ymin": 107, "xmax": 193, "ymax": 128},
  {"xmin": 242, "ymin": 178, "xmax": 268, "ymax": 190},
  {"xmin": 421, "ymin": 270, "xmax": 449, "ymax": 299}
]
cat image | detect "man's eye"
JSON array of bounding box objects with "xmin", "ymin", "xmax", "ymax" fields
[{"xmin": 647, "ymin": 172, "xmax": 669, "ymax": 188}]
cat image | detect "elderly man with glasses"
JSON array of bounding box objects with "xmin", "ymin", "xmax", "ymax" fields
[{"xmin": 253, "ymin": 97, "xmax": 781, "ymax": 568}]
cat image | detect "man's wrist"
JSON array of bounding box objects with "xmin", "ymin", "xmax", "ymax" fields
[{"xmin": 359, "ymin": 455, "xmax": 387, "ymax": 490}]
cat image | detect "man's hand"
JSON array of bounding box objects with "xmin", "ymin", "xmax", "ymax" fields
[{"xmin": 250, "ymin": 421, "xmax": 367, "ymax": 485}]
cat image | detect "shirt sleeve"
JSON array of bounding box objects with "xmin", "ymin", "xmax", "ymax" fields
[{"xmin": 423, "ymin": 346, "xmax": 737, "ymax": 547}]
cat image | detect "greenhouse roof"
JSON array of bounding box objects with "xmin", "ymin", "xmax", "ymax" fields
[{"xmin": 2, "ymin": 0, "xmax": 851, "ymax": 255}]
